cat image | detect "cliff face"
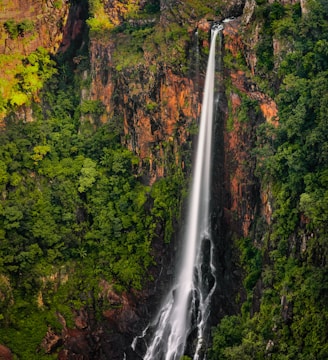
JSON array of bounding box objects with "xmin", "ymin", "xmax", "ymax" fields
[
  {"xmin": 0, "ymin": 0, "xmax": 69, "ymax": 55},
  {"xmin": 86, "ymin": 3, "xmax": 200, "ymax": 184},
  {"xmin": 85, "ymin": 0, "xmax": 248, "ymax": 184},
  {"xmin": 62, "ymin": 0, "xmax": 265, "ymax": 356},
  {"xmin": 0, "ymin": 0, "xmax": 87, "ymax": 55},
  {"xmin": 0, "ymin": 0, "xmax": 268, "ymax": 357},
  {"xmin": 85, "ymin": 0, "xmax": 276, "ymax": 232},
  {"xmin": 0, "ymin": 344, "xmax": 13, "ymax": 360},
  {"xmin": 88, "ymin": 38, "xmax": 201, "ymax": 184},
  {"xmin": 221, "ymin": 18, "xmax": 278, "ymax": 237}
]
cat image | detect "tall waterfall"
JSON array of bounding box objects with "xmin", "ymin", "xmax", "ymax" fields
[{"xmin": 133, "ymin": 24, "xmax": 223, "ymax": 360}]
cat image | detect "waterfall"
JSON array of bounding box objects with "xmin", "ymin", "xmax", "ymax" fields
[{"xmin": 133, "ymin": 24, "xmax": 223, "ymax": 360}]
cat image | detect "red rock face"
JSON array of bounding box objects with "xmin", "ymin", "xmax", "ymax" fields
[
  {"xmin": 0, "ymin": 0, "xmax": 86, "ymax": 125},
  {"xmin": 229, "ymin": 68, "xmax": 278, "ymax": 125},
  {"xmin": 87, "ymin": 38, "xmax": 201, "ymax": 184},
  {"xmin": 39, "ymin": 280, "xmax": 144, "ymax": 360},
  {"xmin": 0, "ymin": 344, "xmax": 13, "ymax": 360},
  {"xmin": 223, "ymin": 19, "xmax": 245, "ymax": 58},
  {"xmin": 223, "ymin": 90, "xmax": 259, "ymax": 237},
  {"xmin": 88, "ymin": 39, "xmax": 116, "ymax": 120},
  {"xmin": 222, "ymin": 19, "xmax": 278, "ymax": 236},
  {"xmin": 86, "ymin": 16, "xmax": 277, "ymax": 236},
  {"xmin": 0, "ymin": 0, "xmax": 70, "ymax": 55}
]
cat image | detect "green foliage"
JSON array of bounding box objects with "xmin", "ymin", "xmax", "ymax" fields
[
  {"xmin": 86, "ymin": 0, "xmax": 114, "ymax": 36},
  {"xmin": 300, "ymin": 170, "xmax": 328, "ymax": 228},
  {"xmin": 0, "ymin": 47, "xmax": 57, "ymax": 112},
  {"xmin": 168, "ymin": 0, "xmax": 223, "ymax": 22},
  {"xmin": 0, "ymin": 306, "xmax": 56, "ymax": 359},
  {"xmin": 210, "ymin": 1, "xmax": 328, "ymax": 359},
  {"xmin": 53, "ymin": 0, "xmax": 62, "ymax": 9},
  {"xmin": 145, "ymin": 100, "xmax": 158, "ymax": 112},
  {"xmin": 17, "ymin": 19, "xmax": 35, "ymax": 36},
  {"xmin": 143, "ymin": 1, "xmax": 160, "ymax": 14},
  {"xmin": 0, "ymin": 103, "xmax": 157, "ymax": 289},
  {"xmin": 108, "ymin": 0, "xmax": 224, "ymax": 73},
  {"xmin": 3, "ymin": 19, "xmax": 35, "ymax": 39},
  {"xmin": 0, "ymin": 25, "xmax": 190, "ymax": 355},
  {"xmin": 86, "ymin": 16, "xmax": 114, "ymax": 35},
  {"xmin": 253, "ymin": 1, "xmax": 328, "ymax": 248},
  {"xmin": 4, "ymin": 19, "xmax": 19, "ymax": 39},
  {"xmin": 237, "ymin": 237, "xmax": 262, "ymax": 292},
  {"xmin": 251, "ymin": 1, "xmax": 302, "ymax": 82},
  {"xmin": 209, "ymin": 316, "xmax": 243, "ymax": 359},
  {"xmin": 80, "ymin": 99, "xmax": 105, "ymax": 115},
  {"xmin": 31, "ymin": 144, "xmax": 51, "ymax": 164},
  {"xmin": 112, "ymin": 24, "xmax": 155, "ymax": 70},
  {"xmin": 78, "ymin": 157, "xmax": 97, "ymax": 192},
  {"xmin": 150, "ymin": 169, "xmax": 186, "ymax": 243}
]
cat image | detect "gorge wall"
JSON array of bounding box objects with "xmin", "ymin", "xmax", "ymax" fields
[
  {"xmin": 0, "ymin": 0, "xmax": 69, "ymax": 55},
  {"xmin": 85, "ymin": 0, "xmax": 279, "ymax": 235},
  {"xmin": 81, "ymin": 2, "xmax": 258, "ymax": 357}
]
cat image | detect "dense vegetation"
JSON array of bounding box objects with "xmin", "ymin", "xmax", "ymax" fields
[
  {"xmin": 0, "ymin": 1, "xmax": 187, "ymax": 357},
  {"xmin": 0, "ymin": 76, "xmax": 182, "ymax": 360},
  {"xmin": 0, "ymin": 67, "xmax": 185, "ymax": 359},
  {"xmin": 209, "ymin": 1, "xmax": 328, "ymax": 359}
]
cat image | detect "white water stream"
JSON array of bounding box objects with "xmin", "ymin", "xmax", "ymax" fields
[{"xmin": 133, "ymin": 24, "xmax": 223, "ymax": 360}]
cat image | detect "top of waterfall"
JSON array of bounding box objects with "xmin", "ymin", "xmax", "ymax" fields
[
  {"xmin": 212, "ymin": 17, "xmax": 235, "ymax": 32},
  {"xmin": 222, "ymin": 17, "xmax": 235, "ymax": 23},
  {"xmin": 212, "ymin": 23, "xmax": 223, "ymax": 32}
]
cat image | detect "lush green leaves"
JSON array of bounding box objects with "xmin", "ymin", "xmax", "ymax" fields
[
  {"xmin": 4, "ymin": 19, "xmax": 35, "ymax": 39},
  {"xmin": 210, "ymin": 1, "xmax": 328, "ymax": 359},
  {"xmin": 0, "ymin": 43, "xmax": 187, "ymax": 358}
]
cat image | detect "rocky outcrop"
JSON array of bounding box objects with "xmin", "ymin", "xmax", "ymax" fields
[
  {"xmin": 0, "ymin": 344, "xmax": 13, "ymax": 360},
  {"xmin": 220, "ymin": 0, "xmax": 246, "ymax": 19},
  {"xmin": 300, "ymin": 0, "xmax": 309, "ymax": 14},
  {"xmin": 87, "ymin": 39, "xmax": 201, "ymax": 184},
  {"xmin": 40, "ymin": 283, "xmax": 156, "ymax": 359},
  {"xmin": 58, "ymin": 2, "xmax": 88, "ymax": 53},
  {"xmin": 85, "ymin": 0, "xmax": 250, "ymax": 185},
  {"xmin": 41, "ymin": 328, "xmax": 63, "ymax": 355},
  {"xmin": 117, "ymin": 66, "xmax": 200, "ymax": 183},
  {"xmin": 0, "ymin": 0, "xmax": 87, "ymax": 125},
  {"xmin": 0, "ymin": 0, "xmax": 70, "ymax": 55}
]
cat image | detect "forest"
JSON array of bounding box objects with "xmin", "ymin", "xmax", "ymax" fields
[
  {"xmin": 209, "ymin": 0, "xmax": 328, "ymax": 358},
  {"xmin": 0, "ymin": 2, "xmax": 186, "ymax": 357},
  {"xmin": 0, "ymin": 0, "xmax": 327, "ymax": 359}
]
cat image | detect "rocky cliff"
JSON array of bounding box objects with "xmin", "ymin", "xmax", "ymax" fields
[
  {"xmin": 0, "ymin": 0, "xmax": 69, "ymax": 55},
  {"xmin": 84, "ymin": 0, "xmax": 277, "ymax": 233}
]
